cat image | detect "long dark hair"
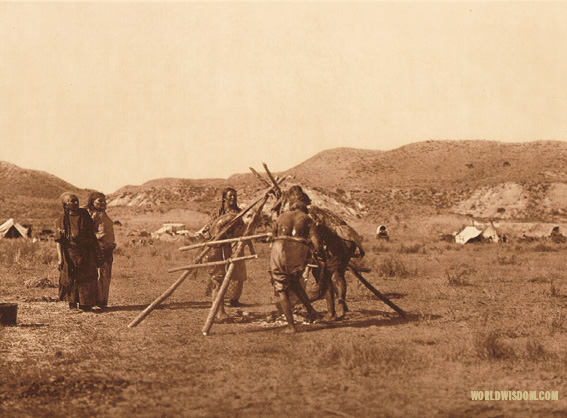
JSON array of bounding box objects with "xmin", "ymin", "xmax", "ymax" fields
[
  {"xmin": 216, "ymin": 187, "xmax": 239, "ymax": 216},
  {"xmin": 60, "ymin": 192, "xmax": 78, "ymax": 241},
  {"xmin": 86, "ymin": 191, "xmax": 105, "ymax": 212},
  {"xmin": 288, "ymin": 185, "xmax": 312, "ymax": 206}
]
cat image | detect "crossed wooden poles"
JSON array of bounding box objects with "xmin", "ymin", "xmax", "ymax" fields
[
  {"xmin": 251, "ymin": 166, "xmax": 409, "ymax": 320},
  {"xmin": 128, "ymin": 164, "xmax": 408, "ymax": 332},
  {"xmin": 128, "ymin": 170, "xmax": 284, "ymax": 334}
]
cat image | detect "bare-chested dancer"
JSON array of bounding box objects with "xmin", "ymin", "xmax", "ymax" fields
[{"xmin": 270, "ymin": 201, "xmax": 324, "ymax": 333}]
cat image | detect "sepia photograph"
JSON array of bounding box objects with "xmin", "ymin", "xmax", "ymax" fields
[{"xmin": 1, "ymin": 1, "xmax": 567, "ymax": 417}]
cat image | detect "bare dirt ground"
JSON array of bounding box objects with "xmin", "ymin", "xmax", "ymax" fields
[{"xmin": 2, "ymin": 233, "xmax": 567, "ymax": 418}]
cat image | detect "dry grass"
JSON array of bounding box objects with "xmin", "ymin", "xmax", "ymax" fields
[{"xmin": 2, "ymin": 225, "xmax": 567, "ymax": 418}]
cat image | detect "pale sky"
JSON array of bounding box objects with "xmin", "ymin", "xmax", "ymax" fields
[{"xmin": 1, "ymin": 1, "xmax": 567, "ymax": 194}]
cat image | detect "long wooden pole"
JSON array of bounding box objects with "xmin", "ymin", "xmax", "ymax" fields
[
  {"xmin": 179, "ymin": 233, "xmax": 271, "ymax": 252},
  {"xmin": 201, "ymin": 250, "xmax": 241, "ymax": 336},
  {"xmin": 347, "ymin": 264, "xmax": 408, "ymax": 319},
  {"xmin": 249, "ymin": 167, "xmax": 271, "ymax": 187},
  {"xmin": 262, "ymin": 162, "xmax": 282, "ymax": 198},
  {"xmin": 167, "ymin": 254, "xmax": 258, "ymax": 273},
  {"xmin": 128, "ymin": 185, "xmax": 278, "ymax": 328},
  {"xmin": 201, "ymin": 191, "xmax": 271, "ymax": 336}
]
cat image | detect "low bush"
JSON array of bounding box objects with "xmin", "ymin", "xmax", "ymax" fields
[
  {"xmin": 496, "ymin": 255, "xmax": 518, "ymax": 265},
  {"xmin": 399, "ymin": 243, "xmax": 425, "ymax": 254},
  {"xmin": 315, "ymin": 340, "xmax": 422, "ymax": 376},
  {"xmin": 0, "ymin": 240, "xmax": 57, "ymax": 269},
  {"xmin": 532, "ymin": 243, "xmax": 558, "ymax": 252},
  {"xmin": 549, "ymin": 309, "xmax": 567, "ymax": 335},
  {"xmin": 369, "ymin": 242, "xmax": 391, "ymax": 254},
  {"xmin": 445, "ymin": 265, "xmax": 474, "ymax": 286},
  {"xmin": 525, "ymin": 339, "xmax": 547, "ymax": 361},
  {"xmin": 375, "ymin": 255, "xmax": 415, "ymax": 278},
  {"xmin": 474, "ymin": 331, "xmax": 516, "ymax": 360},
  {"xmin": 550, "ymin": 281, "xmax": 561, "ymax": 298}
]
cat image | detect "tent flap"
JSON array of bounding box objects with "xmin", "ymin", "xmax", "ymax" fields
[
  {"xmin": 455, "ymin": 226, "xmax": 483, "ymax": 244},
  {"xmin": 0, "ymin": 219, "xmax": 30, "ymax": 239}
]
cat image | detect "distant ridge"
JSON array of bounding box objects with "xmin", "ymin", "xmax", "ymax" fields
[
  {"xmin": 3, "ymin": 140, "xmax": 567, "ymax": 227},
  {"xmin": 277, "ymin": 140, "xmax": 567, "ymax": 222},
  {"xmin": 0, "ymin": 161, "xmax": 87, "ymax": 228},
  {"xmin": 0, "ymin": 161, "xmax": 79, "ymax": 199},
  {"xmin": 285, "ymin": 140, "xmax": 567, "ymax": 188}
]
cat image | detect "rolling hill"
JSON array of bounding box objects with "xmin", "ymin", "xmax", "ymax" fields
[
  {"xmin": 105, "ymin": 140, "xmax": 567, "ymax": 223},
  {"xmin": 281, "ymin": 140, "xmax": 567, "ymax": 222},
  {"xmin": 0, "ymin": 162, "xmax": 90, "ymax": 229},
  {"xmin": 2, "ymin": 140, "xmax": 567, "ymax": 231}
]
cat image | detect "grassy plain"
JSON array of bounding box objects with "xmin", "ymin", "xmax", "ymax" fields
[{"xmin": 1, "ymin": 213, "xmax": 567, "ymax": 418}]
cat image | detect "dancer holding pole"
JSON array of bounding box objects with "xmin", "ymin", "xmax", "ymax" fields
[{"xmin": 128, "ymin": 181, "xmax": 281, "ymax": 328}]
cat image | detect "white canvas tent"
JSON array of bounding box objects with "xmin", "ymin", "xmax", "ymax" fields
[
  {"xmin": 455, "ymin": 226, "xmax": 483, "ymax": 244},
  {"xmin": 481, "ymin": 225, "xmax": 500, "ymax": 243},
  {"xmin": 151, "ymin": 223, "xmax": 187, "ymax": 240},
  {"xmin": 0, "ymin": 219, "xmax": 30, "ymax": 239}
]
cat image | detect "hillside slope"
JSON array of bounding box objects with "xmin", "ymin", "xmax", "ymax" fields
[
  {"xmin": 0, "ymin": 162, "xmax": 88, "ymax": 228},
  {"xmin": 106, "ymin": 140, "xmax": 567, "ymax": 223},
  {"xmin": 3, "ymin": 140, "xmax": 567, "ymax": 230},
  {"xmin": 281, "ymin": 140, "xmax": 567, "ymax": 222},
  {"xmin": 287, "ymin": 140, "xmax": 567, "ymax": 189}
]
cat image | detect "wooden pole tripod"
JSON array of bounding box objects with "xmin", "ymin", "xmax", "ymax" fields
[
  {"xmin": 201, "ymin": 188, "xmax": 274, "ymax": 335},
  {"xmin": 128, "ymin": 181, "xmax": 282, "ymax": 328}
]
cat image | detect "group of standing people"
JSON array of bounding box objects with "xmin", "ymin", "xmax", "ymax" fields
[
  {"xmin": 55, "ymin": 191, "xmax": 116, "ymax": 313},
  {"xmin": 53, "ymin": 184, "xmax": 361, "ymax": 332}
]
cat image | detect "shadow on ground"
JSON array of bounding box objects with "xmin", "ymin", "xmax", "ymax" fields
[
  {"xmin": 214, "ymin": 309, "xmax": 441, "ymax": 335},
  {"xmin": 301, "ymin": 310, "xmax": 441, "ymax": 333},
  {"xmin": 103, "ymin": 301, "xmax": 211, "ymax": 312}
]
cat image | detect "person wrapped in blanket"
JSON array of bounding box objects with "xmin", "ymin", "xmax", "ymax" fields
[
  {"xmin": 269, "ymin": 200, "xmax": 325, "ymax": 333},
  {"xmin": 203, "ymin": 210, "xmax": 255, "ymax": 321},
  {"xmin": 85, "ymin": 191, "xmax": 116, "ymax": 309},
  {"xmin": 55, "ymin": 192, "xmax": 103, "ymax": 313},
  {"xmin": 202, "ymin": 187, "xmax": 254, "ymax": 307}
]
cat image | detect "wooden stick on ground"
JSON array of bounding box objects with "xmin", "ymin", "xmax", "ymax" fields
[
  {"xmin": 348, "ymin": 264, "xmax": 408, "ymax": 319},
  {"xmin": 128, "ymin": 185, "xmax": 278, "ymax": 328}
]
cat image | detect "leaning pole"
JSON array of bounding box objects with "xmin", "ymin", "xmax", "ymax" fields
[
  {"xmin": 348, "ymin": 264, "xmax": 408, "ymax": 319},
  {"xmin": 201, "ymin": 189, "xmax": 272, "ymax": 336},
  {"xmin": 128, "ymin": 184, "xmax": 280, "ymax": 328}
]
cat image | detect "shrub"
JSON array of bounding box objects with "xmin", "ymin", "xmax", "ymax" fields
[
  {"xmin": 533, "ymin": 243, "xmax": 557, "ymax": 252},
  {"xmin": 399, "ymin": 243, "xmax": 425, "ymax": 254},
  {"xmin": 474, "ymin": 331, "xmax": 516, "ymax": 360},
  {"xmin": 0, "ymin": 240, "xmax": 57, "ymax": 269},
  {"xmin": 315, "ymin": 341, "xmax": 420, "ymax": 376},
  {"xmin": 497, "ymin": 255, "xmax": 517, "ymax": 265},
  {"xmin": 550, "ymin": 281, "xmax": 560, "ymax": 297},
  {"xmin": 445, "ymin": 266, "xmax": 474, "ymax": 286},
  {"xmin": 525, "ymin": 339, "xmax": 547, "ymax": 361},
  {"xmin": 376, "ymin": 255, "xmax": 414, "ymax": 278},
  {"xmin": 528, "ymin": 274, "xmax": 548, "ymax": 284},
  {"xmin": 369, "ymin": 243, "xmax": 390, "ymax": 254},
  {"xmin": 549, "ymin": 309, "xmax": 567, "ymax": 335}
]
